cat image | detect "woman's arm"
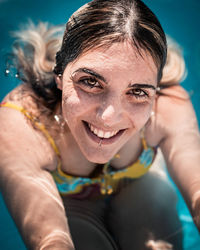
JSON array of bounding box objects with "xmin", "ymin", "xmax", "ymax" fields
[
  {"xmin": 157, "ymin": 87, "xmax": 200, "ymax": 231},
  {"xmin": 0, "ymin": 107, "xmax": 74, "ymax": 250}
]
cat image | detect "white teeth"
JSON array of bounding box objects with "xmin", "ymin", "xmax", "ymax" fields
[
  {"xmin": 88, "ymin": 123, "xmax": 119, "ymax": 139},
  {"xmin": 98, "ymin": 130, "xmax": 104, "ymax": 138},
  {"xmin": 104, "ymin": 131, "xmax": 111, "ymax": 138},
  {"xmin": 94, "ymin": 128, "xmax": 98, "ymax": 135}
]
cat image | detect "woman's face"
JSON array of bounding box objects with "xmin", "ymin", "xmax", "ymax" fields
[{"xmin": 58, "ymin": 41, "xmax": 158, "ymax": 163}]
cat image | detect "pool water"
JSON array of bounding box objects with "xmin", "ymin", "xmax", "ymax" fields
[{"xmin": 0, "ymin": 0, "xmax": 200, "ymax": 249}]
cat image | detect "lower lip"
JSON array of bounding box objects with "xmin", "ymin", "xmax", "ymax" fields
[{"xmin": 83, "ymin": 121, "xmax": 125, "ymax": 145}]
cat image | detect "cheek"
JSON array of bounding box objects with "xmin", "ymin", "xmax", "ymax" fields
[
  {"xmin": 62, "ymin": 94, "xmax": 82, "ymax": 122},
  {"xmin": 129, "ymin": 103, "xmax": 152, "ymax": 128},
  {"xmin": 61, "ymin": 87, "xmax": 95, "ymax": 121}
]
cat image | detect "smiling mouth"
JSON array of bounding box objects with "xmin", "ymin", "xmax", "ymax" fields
[{"xmin": 83, "ymin": 121, "xmax": 125, "ymax": 145}]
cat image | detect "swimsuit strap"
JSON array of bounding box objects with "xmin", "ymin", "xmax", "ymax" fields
[
  {"xmin": 0, "ymin": 102, "xmax": 61, "ymax": 158},
  {"xmin": 140, "ymin": 127, "xmax": 148, "ymax": 150},
  {"xmin": 51, "ymin": 126, "xmax": 156, "ymax": 196}
]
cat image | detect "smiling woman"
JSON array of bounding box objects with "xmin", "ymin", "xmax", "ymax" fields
[
  {"xmin": 56, "ymin": 42, "xmax": 158, "ymax": 164},
  {"xmin": 0, "ymin": 0, "xmax": 200, "ymax": 250}
]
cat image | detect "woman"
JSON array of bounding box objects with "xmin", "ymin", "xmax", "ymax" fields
[{"xmin": 0, "ymin": 0, "xmax": 200, "ymax": 249}]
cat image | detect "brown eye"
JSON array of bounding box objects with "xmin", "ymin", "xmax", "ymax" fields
[
  {"xmin": 127, "ymin": 88, "xmax": 148, "ymax": 98},
  {"xmin": 80, "ymin": 77, "xmax": 102, "ymax": 89}
]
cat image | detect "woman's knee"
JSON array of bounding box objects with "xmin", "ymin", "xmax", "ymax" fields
[
  {"xmin": 67, "ymin": 211, "xmax": 119, "ymax": 250},
  {"xmin": 63, "ymin": 196, "xmax": 119, "ymax": 250},
  {"xmin": 106, "ymin": 173, "xmax": 182, "ymax": 249},
  {"xmin": 110, "ymin": 173, "xmax": 178, "ymax": 213}
]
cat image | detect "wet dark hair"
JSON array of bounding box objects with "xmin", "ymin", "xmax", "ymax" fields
[
  {"xmin": 54, "ymin": 0, "xmax": 167, "ymax": 82},
  {"xmin": 11, "ymin": 0, "xmax": 170, "ymax": 114}
]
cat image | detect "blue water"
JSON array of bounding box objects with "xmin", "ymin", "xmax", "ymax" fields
[{"xmin": 0, "ymin": 0, "xmax": 200, "ymax": 249}]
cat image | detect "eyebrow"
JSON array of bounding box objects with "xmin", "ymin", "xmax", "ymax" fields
[
  {"xmin": 74, "ymin": 68, "xmax": 108, "ymax": 84},
  {"xmin": 129, "ymin": 83, "xmax": 156, "ymax": 90},
  {"xmin": 74, "ymin": 68, "xmax": 156, "ymax": 90}
]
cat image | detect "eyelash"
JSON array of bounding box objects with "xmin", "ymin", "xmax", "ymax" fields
[
  {"xmin": 75, "ymin": 76, "xmax": 149, "ymax": 99},
  {"xmin": 127, "ymin": 88, "xmax": 149, "ymax": 99},
  {"xmin": 78, "ymin": 77, "xmax": 102, "ymax": 89}
]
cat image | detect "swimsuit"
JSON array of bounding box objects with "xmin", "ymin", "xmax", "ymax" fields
[{"xmin": 0, "ymin": 102, "xmax": 157, "ymax": 196}]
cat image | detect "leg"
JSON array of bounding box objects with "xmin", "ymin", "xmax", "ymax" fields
[
  {"xmin": 107, "ymin": 173, "xmax": 183, "ymax": 250},
  {"xmin": 62, "ymin": 195, "xmax": 119, "ymax": 250}
]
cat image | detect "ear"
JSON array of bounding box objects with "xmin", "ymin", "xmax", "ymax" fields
[{"xmin": 55, "ymin": 75, "xmax": 63, "ymax": 90}]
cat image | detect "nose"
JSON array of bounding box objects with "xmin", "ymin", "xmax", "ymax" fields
[{"xmin": 96, "ymin": 100, "xmax": 123, "ymax": 128}]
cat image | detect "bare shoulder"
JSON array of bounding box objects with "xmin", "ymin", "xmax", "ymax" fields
[
  {"xmin": 157, "ymin": 85, "xmax": 198, "ymax": 132},
  {"xmin": 3, "ymin": 84, "xmax": 41, "ymax": 115},
  {"xmin": 0, "ymin": 86, "xmax": 57, "ymax": 172},
  {"xmin": 146, "ymin": 85, "xmax": 199, "ymax": 145}
]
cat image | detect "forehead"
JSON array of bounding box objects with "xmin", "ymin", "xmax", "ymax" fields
[{"xmin": 66, "ymin": 41, "xmax": 158, "ymax": 82}]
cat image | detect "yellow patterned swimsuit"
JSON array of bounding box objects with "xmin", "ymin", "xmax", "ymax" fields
[{"xmin": 0, "ymin": 102, "xmax": 157, "ymax": 197}]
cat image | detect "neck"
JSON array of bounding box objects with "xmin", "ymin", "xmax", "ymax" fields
[
  {"xmin": 56, "ymin": 125, "xmax": 142, "ymax": 176},
  {"xmin": 56, "ymin": 129, "xmax": 96, "ymax": 176},
  {"xmin": 110, "ymin": 132, "xmax": 142, "ymax": 169}
]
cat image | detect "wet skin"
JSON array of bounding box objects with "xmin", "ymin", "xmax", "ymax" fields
[{"xmin": 57, "ymin": 41, "xmax": 158, "ymax": 164}]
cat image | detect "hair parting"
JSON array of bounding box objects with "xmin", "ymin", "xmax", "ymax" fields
[{"xmin": 7, "ymin": 0, "xmax": 187, "ymax": 115}]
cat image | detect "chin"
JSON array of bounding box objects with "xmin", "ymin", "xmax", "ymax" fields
[
  {"xmin": 86, "ymin": 154, "xmax": 113, "ymax": 164},
  {"xmin": 81, "ymin": 148, "xmax": 115, "ymax": 164}
]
